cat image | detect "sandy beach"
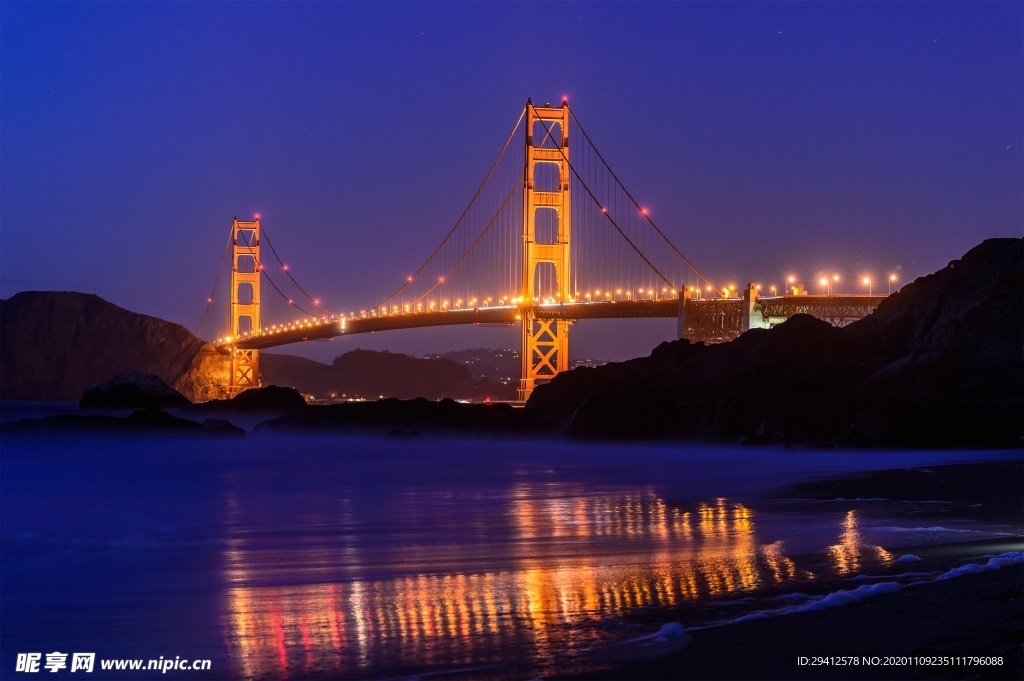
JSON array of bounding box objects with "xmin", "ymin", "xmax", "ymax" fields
[{"xmin": 562, "ymin": 459, "xmax": 1024, "ymax": 681}]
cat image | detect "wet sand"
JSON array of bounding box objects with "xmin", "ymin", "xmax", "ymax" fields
[{"xmin": 563, "ymin": 459, "xmax": 1024, "ymax": 681}]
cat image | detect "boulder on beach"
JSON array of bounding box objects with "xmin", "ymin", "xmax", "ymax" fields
[
  {"xmin": 195, "ymin": 385, "xmax": 308, "ymax": 412},
  {"xmin": 79, "ymin": 371, "xmax": 191, "ymax": 409},
  {"xmin": 1, "ymin": 407, "xmax": 245, "ymax": 438}
]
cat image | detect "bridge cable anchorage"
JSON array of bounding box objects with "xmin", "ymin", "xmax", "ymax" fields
[
  {"xmin": 567, "ymin": 108, "xmax": 721, "ymax": 297},
  {"xmin": 373, "ymin": 106, "xmax": 527, "ymax": 314},
  {"xmin": 526, "ymin": 101, "xmax": 675, "ymax": 292},
  {"xmin": 197, "ymin": 220, "xmax": 234, "ymax": 338}
]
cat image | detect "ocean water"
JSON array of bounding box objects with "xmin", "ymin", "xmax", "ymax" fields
[{"xmin": 1, "ymin": 408, "xmax": 1019, "ymax": 680}]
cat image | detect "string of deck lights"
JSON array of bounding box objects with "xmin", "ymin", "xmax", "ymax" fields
[{"xmin": 210, "ymin": 101, "xmax": 902, "ymax": 348}]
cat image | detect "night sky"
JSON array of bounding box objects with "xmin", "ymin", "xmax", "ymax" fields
[{"xmin": 2, "ymin": 2, "xmax": 1021, "ymax": 362}]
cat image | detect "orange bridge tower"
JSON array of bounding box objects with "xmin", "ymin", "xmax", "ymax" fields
[
  {"xmin": 519, "ymin": 101, "xmax": 572, "ymax": 402},
  {"xmin": 229, "ymin": 217, "xmax": 262, "ymax": 396}
]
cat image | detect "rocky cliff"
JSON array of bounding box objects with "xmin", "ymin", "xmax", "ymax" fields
[
  {"xmin": 526, "ymin": 238, "xmax": 1023, "ymax": 447},
  {"xmin": 0, "ymin": 292, "xmax": 229, "ymax": 402}
]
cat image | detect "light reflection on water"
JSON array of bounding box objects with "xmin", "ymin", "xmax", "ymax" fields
[
  {"xmin": 829, "ymin": 509, "xmax": 894, "ymax": 575},
  {"xmin": 221, "ymin": 483, "xmax": 892, "ymax": 680},
  {"xmin": 3, "ymin": 432, "xmax": 1013, "ymax": 681}
]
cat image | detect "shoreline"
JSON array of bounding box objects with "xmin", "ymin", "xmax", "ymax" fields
[
  {"xmin": 557, "ymin": 459, "xmax": 1023, "ymax": 681},
  {"xmin": 565, "ymin": 561, "xmax": 1022, "ymax": 680},
  {"xmin": 3, "ymin": 409, "xmax": 1021, "ymax": 680}
]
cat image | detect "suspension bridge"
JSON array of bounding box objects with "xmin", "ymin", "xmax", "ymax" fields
[{"xmin": 202, "ymin": 100, "xmax": 885, "ymax": 399}]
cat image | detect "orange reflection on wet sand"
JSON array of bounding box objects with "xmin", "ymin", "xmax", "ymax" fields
[
  {"xmin": 223, "ymin": 485, "xmax": 853, "ymax": 679},
  {"xmin": 828, "ymin": 510, "xmax": 894, "ymax": 575}
]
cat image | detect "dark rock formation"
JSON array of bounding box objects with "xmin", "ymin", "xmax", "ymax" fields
[
  {"xmin": 258, "ymin": 397, "xmax": 530, "ymax": 436},
  {"xmin": 1, "ymin": 407, "xmax": 244, "ymax": 438},
  {"xmin": 1, "ymin": 292, "xmax": 229, "ymax": 402},
  {"xmin": 526, "ymin": 238, "xmax": 1023, "ymax": 447},
  {"xmin": 192, "ymin": 385, "xmax": 308, "ymax": 412},
  {"xmin": 79, "ymin": 371, "xmax": 190, "ymax": 409}
]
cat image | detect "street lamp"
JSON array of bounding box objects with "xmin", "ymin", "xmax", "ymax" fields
[
  {"xmin": 862, "ymin": 277, "xmax": 872, "ymax": 295},
  {"xmin": 888, "ymin": 274, "xmax": 897, "ymax": 295}
]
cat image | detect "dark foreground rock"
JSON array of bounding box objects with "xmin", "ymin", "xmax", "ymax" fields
[
  {"xmin": 526, "ymin": 237, "xmax": 1023, "ymax": 447},
  {"xmin": 193, "ymin": 385, "xmax": 308, "ymax": 412},
  {"xmin": 79, "ymin": 371, "xmax": 191, "ymax": 409},
  {"xmin": 257, "ymin": 397, "xmax": 533, "ymax": 436},
  {"xmin": 1, "ymin": 407, "xmax": 244, "ymax": 438}
]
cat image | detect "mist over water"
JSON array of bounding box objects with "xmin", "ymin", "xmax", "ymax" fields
[{"xmin": 1, "ymin": 422, "xmax": 1016, "ymax": 680}]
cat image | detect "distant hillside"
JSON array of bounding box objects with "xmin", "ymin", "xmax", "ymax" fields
[
  {"xmin": 263, "ymin": 349, "xmax": 515, "ymax": 401},
  {"xmin": 431, "ymin": 348, "xmax": 521, "ymax": 385},
  {"xmin": 0, "ymin": 292, "xmax": 227, "ymax": 402}
]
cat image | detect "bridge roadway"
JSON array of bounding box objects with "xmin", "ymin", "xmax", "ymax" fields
[{"xmin": 230, "ymin": 294, "xmax": 886, "ymax": 350}]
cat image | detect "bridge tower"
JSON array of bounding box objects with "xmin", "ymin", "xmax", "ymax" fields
[
  {"xmin": 518, "ymin": 101, "xmax": 572, "ymax": 402},
  {"xmin": 229, "ymin": 217, "xmax": 262, "ymax": 396}
]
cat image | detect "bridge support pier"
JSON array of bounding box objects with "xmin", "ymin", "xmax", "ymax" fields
[
  {"xmin": 518, "ymin": 314, "xmax": 569, "ymax": 402},
  {"xmin": 676, "ymin": 288, "xmax": 692, "ymax": 339},
  {"xmin": 741, "ymin": 282, "xmax": 762, "ymax": 334}
]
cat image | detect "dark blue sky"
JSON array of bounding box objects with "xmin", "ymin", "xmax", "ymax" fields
[{"xmin": 3, "ymin": 2, "xmax": 1021, "ymax": 362}]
